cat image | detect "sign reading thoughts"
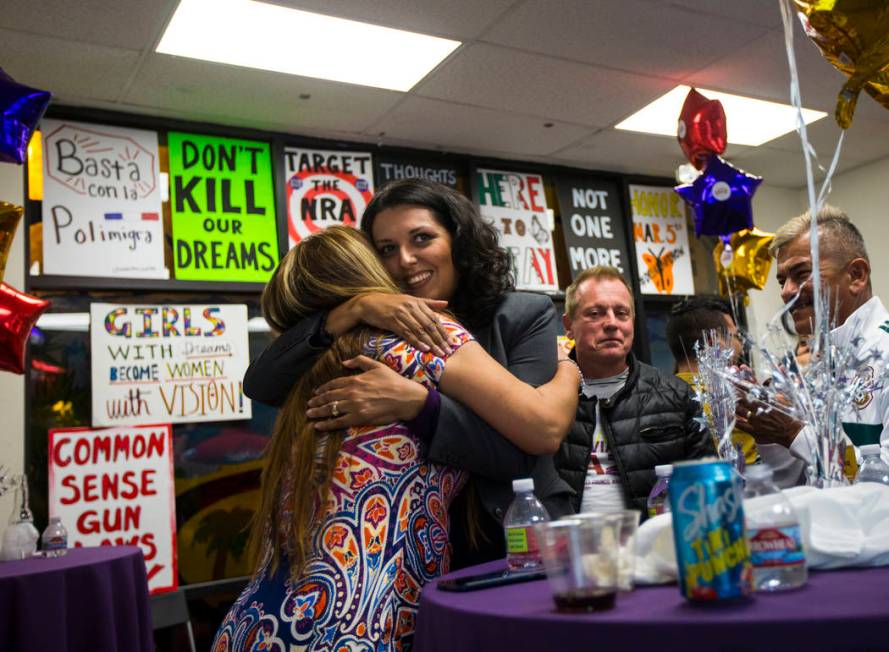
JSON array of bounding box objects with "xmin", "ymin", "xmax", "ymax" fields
[
  {"xmin": 476, "ymin": 168, "xmax": 559, "ymax": 292},
  {"xmin": 375, "ymin": 155, "xmax": 460, "ymax": 188},
  {"xmin": 284, "ymin": 147, "xmax": 374, "ymax": 247},
  {"xmin": 41, "ymin": 119, "xmax": 167, "ymax": 279},
  {"xmin": 90, "ymin": 303, "xmax": 251, "ymax": 426},
  {"xmin": 48, "ymin": 424, "xmax": 177, "ymax": 594},
  {"xmin": 168, "ymin": 132, "xmax": 278, "ymax": 282},
  {"xmin": 554, "ymin": 176, "xmax": 631, "ymax": 280},
  {"xmin": 629, "ymin": 184, "xmax": 695, "ymax": 296}
]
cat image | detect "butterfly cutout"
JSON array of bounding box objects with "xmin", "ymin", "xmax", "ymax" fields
[{"xmin": 642, "ymin": 247, "xmax": 675, "ymax": 294}]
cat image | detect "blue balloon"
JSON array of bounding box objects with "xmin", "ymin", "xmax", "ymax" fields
[
  {"xmin": 0, "ymin": 68, "xmax": 51, "ymax": 165},
  {"xmin": 675, "ymin": 154, "xmax": 762, "ymax": 238}
]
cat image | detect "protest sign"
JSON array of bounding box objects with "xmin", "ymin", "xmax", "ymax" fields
[
  {"xmin": 375, "ymin": 155, "xmax": 460, "ymax": 188},
  {"xmin": 48, "ymin": 424, "xmax": 177, "ymax": 594},
  {"xmin": 476, "ymin": 168, "xmax": 559, "ymax": 292},
  {"xmin": 284, "ymin": 147, "xmax": 374, "ymax": 247},
  {"xmin": 168, "ymin": 132, "xmax": 278, "ymax": 282},
  {"xmin": 554, "ymin": 176, "xmax": 631, "ymax": 280},
  {"xmin": 90, "ymin": 303, "xmax": 251, "ymax": 426},
  {"xmin": 629, "ymin": 184, "xmax": 695, "ymax": 295},
  {"xmin": 41, "ymin": 119, "xmax": 167, "ymax": 279}
]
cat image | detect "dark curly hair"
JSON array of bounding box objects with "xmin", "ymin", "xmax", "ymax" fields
[
  {"xmin": 361, "ymin": 179, "xmax": 514, "ymax": 329},
  {"xmin": 665, "ymin": 295, "xmax": 733, "ymax": 362}
]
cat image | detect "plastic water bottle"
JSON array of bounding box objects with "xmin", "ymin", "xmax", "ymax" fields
[
  {"xmin": 646, "ymin": 464, "xmax": 673, "ymax": 517},
  {"xmin": 743, "ymin": 465, "xmax": 807, "ymax": 591},
  {"xmin": 41, "ymin": 516, "xmax": 68, "ymax": 557},
  {"xmin": 504, "ymin": 478, "xmax": 550, "ymax": 572},
  {"xmin": 855, "ymin": 445, "xmax": 889, "ymax": 485}
]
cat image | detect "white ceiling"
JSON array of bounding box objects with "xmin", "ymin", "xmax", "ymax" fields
[{"xmin": 2, "ymin": 0, "xmax": 888, "ymax": 188}]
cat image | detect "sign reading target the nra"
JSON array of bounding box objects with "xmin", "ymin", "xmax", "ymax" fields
[{"xmin": 284, "ymin": 147, "xmax": 375, "ymax": 247}]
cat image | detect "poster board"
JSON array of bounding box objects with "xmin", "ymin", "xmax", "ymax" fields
[
  {"xmin": 284, "ymin": 147, "xmax": 374, "ymax": 247},
  {"xmin": 168, "ymin": 132, "xmax": 278, "ymax": 282},
  {"xmin": 375, "ymin": 154, "xmax": 460, "ymax": 188},
  {"xmin": 40, "ymin": 119, "xmax": 167, "ymax": 279},
  {"xmin": 475, "ymin": 168, "xmax": 559, "ymax": 292},
  {"xmin": 90, "ymin": 303, "xmax": 251, "ymax": 426},
  {"xmin": 628, "ymin": 184, "xmax": 695, "ymax": 296},
  {"xmin": 554, "ymin": 176, "xmax": 631, "ymax": 280},
  {"xmin": 48, "ymin": 424, "xmax": 177, "ymax": 594}
]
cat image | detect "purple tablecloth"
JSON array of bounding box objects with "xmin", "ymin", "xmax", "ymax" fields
[
  {"xmin": 416, "ymin": 560, "xmax": 889, "ymax": 651},
  {"xmin": 0, "ymin": 546, "xmax": 153, "ymax": 652}
]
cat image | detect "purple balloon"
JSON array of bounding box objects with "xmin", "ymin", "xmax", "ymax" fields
[
  {"xmin": 0, "ymin": 68, "xmax": 52, "ymax": 165},
  {"xmin": 674, "ymin": 154, "xmax": 762, "ymax": 238}
]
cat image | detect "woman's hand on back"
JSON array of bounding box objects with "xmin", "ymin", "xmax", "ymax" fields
[
  {"xmin": 306, "ymin": 355, "xmax": 429, "ymax": 430},
  {"xmin": 327, "ymin": 293, "xmax": 451, "ymax": 357}
]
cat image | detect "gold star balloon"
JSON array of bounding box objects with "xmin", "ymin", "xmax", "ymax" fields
[
  {"xmin": 795, "ymin": 0, "xmax": 889, "ymax": 128},
  {"xmin": 0, "ymin": 202, "xmax": 23, "ymax": 283},
  {"xmin": 713, "ymin": 228, "xmax": 775, "ymax": 296}
]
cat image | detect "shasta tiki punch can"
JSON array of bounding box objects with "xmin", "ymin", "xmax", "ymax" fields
[{"xmin": 669, "ymin": 459, "xmax": 753, "ymax": 601}]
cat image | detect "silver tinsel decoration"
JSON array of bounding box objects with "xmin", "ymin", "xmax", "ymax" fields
[{"xmin": 693, "ymin": 330, "xmax": 741, "ymax": 470}]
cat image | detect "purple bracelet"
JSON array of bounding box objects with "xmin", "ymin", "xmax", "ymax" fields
[{"xmin": 406, "ymin": 388, "xmax": 441, "ymax": 441}]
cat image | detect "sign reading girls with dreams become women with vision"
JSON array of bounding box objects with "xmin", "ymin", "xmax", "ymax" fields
[
  {"xmin": 168, "ymin": 132, "xmax": 279, "ymax": 282},
  {"xmin": 90, "ymin": 303, "xmax": 251, "ymax": 426},
  {"xmin": 41, "ymin": 119, "xmax": 167, "ymax": 279}
]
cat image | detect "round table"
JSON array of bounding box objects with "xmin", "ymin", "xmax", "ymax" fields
[
  {"xmin": 416, "ymin": 560, "xmax": 889, "ymax": 651},
  {"xmin": 0, "ymin": 546, "xmax": 154, "ymax": 652}
]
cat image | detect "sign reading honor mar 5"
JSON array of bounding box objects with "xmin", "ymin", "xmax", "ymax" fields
[
  {"xmin": 476, "ymin": 168, "xmax": 559, "ymax": 292},
  {"xmin": 48, "ymin": 424, "xmax": 177, "ymax": 594},
  {"xmin": 168, "ymin": 132, "xmax": 278, "ymax": 282},
  {"xmin": 285, "ymin": 147, "xmax": 374, "ymax": 246},
  {"xmin": 41, "ymin": 119, "xmax": 167, "ymax": 279},
  {"xmin": 629, "ymin": 184, "xmax": 695, "ymax": 296},
  {"xmin": 90, "ymin": 303, "xmax": 251, "ymax": 426},
  {"xmin": 554, "ymin": 176, "xmax": 631, "ymax": 281}
]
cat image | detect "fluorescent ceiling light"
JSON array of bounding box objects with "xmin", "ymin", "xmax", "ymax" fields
[
  {"xmin": 615, "ymin": 85, "xmax": 826, "ymax": 146},
  {"xmin": 157, "ymin": 0, "xmax": 461, "ymax": 92}
]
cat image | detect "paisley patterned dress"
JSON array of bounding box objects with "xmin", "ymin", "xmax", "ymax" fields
[{"xmin": 213, "ymin": 323, "xmax": 473, "ymax": 652}]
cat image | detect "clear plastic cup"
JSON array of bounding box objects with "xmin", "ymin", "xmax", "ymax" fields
[
  {"xmin": 536, "ymin": 517, "xmax": 620, "ymax": 612},
  {"xmin": 562, "ymin": 509, "xmax": 640, "ymax": 592}
]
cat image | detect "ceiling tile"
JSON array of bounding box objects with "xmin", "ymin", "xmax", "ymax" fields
[
  {"xmin": 415, "ymin": 43, "xmax": 675, "ymax": 127},
  {"xmin": 727, "ymin": 145, "xmax": 868, "ymax": 188},
  {"xmin": 761, "ymin": 116, "xmax": 889, "ymax": 167},
  {"xmin": 482, "ymin": 0, "xmax": 769, "ymax": 79},
  {"xmin": 0, "ymin": 0, "xmax": 177, "ymax": 50},
  {"xmin": 366, "ymin": 96, "xmax": 592, "ymax": 156},
  {"xmin": 0, "ymin": 28, "xmax": 140, "ymax": 103},
  {"xmin": 125, "ymin": 54, "xmax": 404, "ymax": 134},
  {"xmin": 666, "ymin": 0, "xmax": 782, "ymax": 28}
]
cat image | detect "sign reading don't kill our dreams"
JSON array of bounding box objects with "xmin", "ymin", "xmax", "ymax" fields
[
  {"xmin": 90, "ymin": 303, "xmax": 251, "ymax": 426},
  {"xmin": 285, "ymin": 147, "xmax": 374, "ymax": 246},
  {"xmin": 554, "ymin": 176, "xmax": 631, "ymax": 280},
  {"xmin": 168, "ymin": 132, "xmax": 279, "ymax": 282},
  {"xmin": 40, "ymin": 119, "xmax": 167, "ymax": 279},
  {"xmin": 475, "ymin": 168, "xmax": 559, "ymax": 292}
]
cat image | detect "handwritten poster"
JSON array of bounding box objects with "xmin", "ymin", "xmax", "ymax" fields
[
  {"xmin": 284, "ymin": 147, "xmax": 374, "ymax": 247},
  {"xmin": 554, "ymin": 176, "xmax": 631, "ymax": 280},
  {"xmin": 41, "ymin": 119, "xmax": 167, "ymax": 279},
  {"xmin": 48, "ymin": 424, "xmax": 177, "ymax": 594},
  {"xmin": 375, "ymin": 155, "xmax": 460, "ymax": 188},
  {"xmin": 629, "ymin": 184, "xmax": 694, "ymax": 295},
  {"xmin": 476, "ymin": 168, "xmax": 559, "ymax": 292},
  {"xmin": 168, "ymin": 132, "xmax": 278, "ymax": 282},
  {"xmin": 90, "ymin": 303, "xmax": 251, "ymax": 426}
]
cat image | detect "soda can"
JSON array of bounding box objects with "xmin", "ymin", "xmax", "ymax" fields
[{"xmin": 668, "ymin": 459, "xmax": 753, "ymax": 601}]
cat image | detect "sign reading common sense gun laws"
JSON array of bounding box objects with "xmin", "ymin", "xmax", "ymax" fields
[
  {"xmin": 48, "ymin": 424, "xmax": 177, "ymax": 594},
  {"xmin": 285, "ymin": 147, "xmax": 374, "ymax": 246},
  {"xmin": 90, "ymin": 303, "xmax": 251, "ymax": 426},
  {"xmin": 41, "ymin": 119, "xmax": 167, "ymax": 278},
  {"xmin": 629, "ymin": 184, "xmax": 695, "ymax": 296},
  {"xmin": 476, "ymin": 168, "xmax": 559, "ymax": 292},
  {"xmin": 554, "ymin": 176, "xmax": 631, "ymax": 280},
  {"xmin": 168, "ymin": 132, "xmax": 278, "ymax": 282}
]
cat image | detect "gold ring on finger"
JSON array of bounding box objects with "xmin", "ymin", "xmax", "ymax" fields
[
  {"xmin": 331, "ymin": 401, "xmax": 340, "ymax": 417},
  {"xmin": 424, "ymin": 322, "xmax": 437, "ymax": 331}
]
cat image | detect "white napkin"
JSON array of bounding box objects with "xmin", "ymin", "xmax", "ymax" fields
[{"xmin": 633, "ymin": 483, "xmax": 889, "ymax": 584}]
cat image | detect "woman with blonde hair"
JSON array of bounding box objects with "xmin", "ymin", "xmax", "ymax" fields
[{"xmin": 214, "ymin": 226, "xmax": 578, "ymax": 651}]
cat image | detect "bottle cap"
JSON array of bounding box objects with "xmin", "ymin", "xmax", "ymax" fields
[
  {"xmin": 512, "ymin": 478, "xmax": 535, "ymax": 493},
  {"xmin": 745, "ymin": 464, "xmax": 774, "ymax": 480},
  {"xmin": 655, "ymin": 464, "xmax": 673, "ymax": 477},
  {"xmin": 861, "ymin": 444, "xmax": 882, "ymax": 456}
]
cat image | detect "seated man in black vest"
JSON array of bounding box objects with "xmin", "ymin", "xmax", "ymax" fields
[{"xmin": 555, "ymin": 266, "xmax": 714, "ymax": 515}]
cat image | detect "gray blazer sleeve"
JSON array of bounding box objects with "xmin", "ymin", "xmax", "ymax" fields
[{"xmin": 424, "ymin": 293, "xmax": 560, "ymax": 480}]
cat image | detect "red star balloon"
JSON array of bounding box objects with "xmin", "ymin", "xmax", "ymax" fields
[
  {"xmin": 0, "ymin": 283, "xmax": 49, "ymax": 374},
  {"xmin": 677, "ymin": 88, "xmax": 727, "ymax": 169}
]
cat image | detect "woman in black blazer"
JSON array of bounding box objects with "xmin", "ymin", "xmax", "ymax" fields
[{"xmin": 244, "ymin": 179, "xmax": 574, "ymax": 567}]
